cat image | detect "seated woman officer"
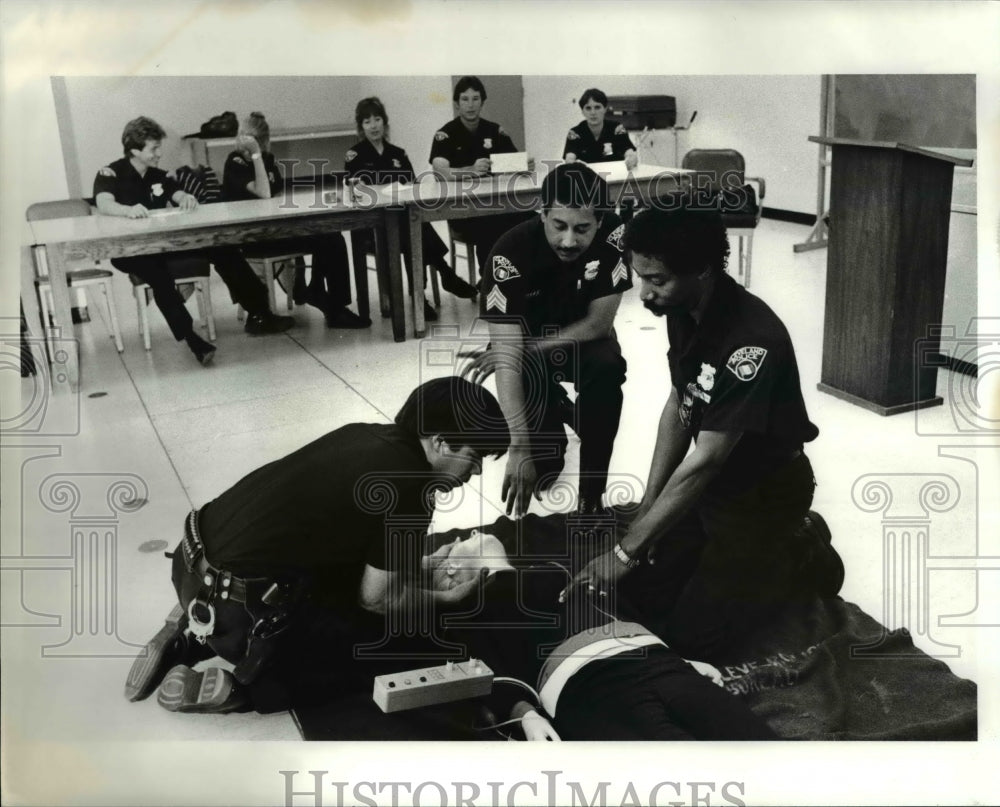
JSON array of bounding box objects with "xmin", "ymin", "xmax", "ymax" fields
[
  {"xmin": 563, "ymin": 88, "xmax": 639, "ymax": 169},
  {"xmin": 222, "ymin": 111, "xmax": 369, "ymax": 329},
  {"xmin": 427, "ymin": 534, "xmax": 776, "ymax": 741},
  {"xmin": 345, "ymin": 96, "xmax": 478, "ymax": 323}
]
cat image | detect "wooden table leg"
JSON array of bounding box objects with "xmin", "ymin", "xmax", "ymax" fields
[
  {"xmin": 378, "ymin": 209, "xmax": 405, "ymax": 342},
  {"xmin": 39, "ymin": 244, "xmax": 79, "ymax": 392},
  {"xmin": 410, "ymin": 207, "xmax": 425, "ymax": 338}
]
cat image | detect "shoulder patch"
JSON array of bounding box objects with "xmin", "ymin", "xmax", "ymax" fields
[
  {"xmin": 98, "ymin": 166, "xmax": 116, "ymax": 177},
  {"xmin": 232, "ymin": 154, "xmax": 247, "ymax": 165},
  {"xmin": 492, "ymin": 255, "xmax": 521, "ymax": 283},
  {"xmin": 434, "ymin": 130, "xmax": 448, "ymax": 141},
  {"xmin": 726, "ymin": 346, "xmax": 768, "ymax": 381},
  {"xmin": 614, "ymin": 123, "xmax": 627, "ymax": 135},
  {"xmin": 498, "ymin": 125, "xmax": 507, "ymax": 136},
  {"xmin": 606, "ymin": 223, "xmax": 625, "ymax": 252},
  {"xmin": 345, "ymin": 149, "xmax": 358, "ymax": 162},
  {"xmin": 486, "ymin": 286, "xmax": 508, "ymax": 313},
  {"xmin": 566, "ymin": 129, "xmax": 580, "ymax": 141}
]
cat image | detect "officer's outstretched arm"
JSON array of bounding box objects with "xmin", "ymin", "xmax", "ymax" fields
[
  {"xmin": 489, "ymin": 322, "xmax": 542, "ymax": 518},
  {"xmin": 535, "ymin": 295, "xmax": 622, "ymax": 353},
  {"xmin": 624, "ymin": 429, "xmax": 743, "ymax": 563},
  {"xmin": 637, "ymin": 388, "xmax": 691, "ymax": 518}
]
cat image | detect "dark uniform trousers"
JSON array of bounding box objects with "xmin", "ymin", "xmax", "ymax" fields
[
  {"xmin": 521, "ymin": 337, "xmax": 627, "ymax": 502},
  {"xmin": 243, "ymin": 234, "xmax": 352, "ymax": 311},
  {"xmin": 623, "ymin": 453, "xmax": 816, "ymax": 665},
  {"xmin": 112, "ymin": 247, "xmax": 269, "ymax": 341}
]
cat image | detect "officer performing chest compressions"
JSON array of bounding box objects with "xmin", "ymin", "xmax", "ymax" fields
[
  {"xmin": 563, "ymin": 203, "xmax": 844, "ymax": 665},
  {"xmin": 124, "ymin": 377, "xmax": 509, "ymax": 714}
]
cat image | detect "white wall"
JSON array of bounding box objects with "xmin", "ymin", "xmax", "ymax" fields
[
  {"xmin": 523, "ymin": 74, "xmax": 821, "ymax": 214},
  {"xmin": 59, "ymin": 75, "xmax": 455, "ymax": 196}
]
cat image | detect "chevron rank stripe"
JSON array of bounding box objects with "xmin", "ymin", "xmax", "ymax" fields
[
  {"xmin": 611, "ymin": 259, "xmax": 628, "ymax": 287},
  {"xmin": 487, "ymin": 286, "xmax": 508, "ymax": 313}
]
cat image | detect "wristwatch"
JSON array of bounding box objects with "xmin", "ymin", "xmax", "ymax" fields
[{"xmin": 612, "ymin": 542, "xmax": 640, "ymax": 569}]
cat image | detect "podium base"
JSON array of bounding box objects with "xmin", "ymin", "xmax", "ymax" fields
[{"xmin": 817, "ymin": 383, "xmax": 943, "ymax": 416}]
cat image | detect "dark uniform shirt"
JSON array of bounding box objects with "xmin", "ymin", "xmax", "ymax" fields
[
  {"xmin": 562, "ymin": 119, "xmax": 635, "ymax": 163},
  {"xmin": 92, "ymin": 156, "xmax": 179, "ymax": 208},
  {"xmin": 344, "ymin": 139, "xmax": 415, "ymax": 185},
  {"xmin": 667, "ymin": 273, "xmax": 818, "ymax": 495},
  {"xmin": 221, "ymin": 150, "xmax": 283, "ymax": 201},
  {"xmin": 429, "ymin": 116, "xmax": 517, "ymax": 168},
  {"xmin": 480, "ymin": 213, "xmax": 632, "ymax": 337},
  {"xmin": 197, "ymin": 423, "xmax": 437, "ymax": 604}
]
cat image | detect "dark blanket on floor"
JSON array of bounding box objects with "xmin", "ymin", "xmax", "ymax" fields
[{"xmin": 293, "ymin": 510, "xmax": 977, "ymax": 741}]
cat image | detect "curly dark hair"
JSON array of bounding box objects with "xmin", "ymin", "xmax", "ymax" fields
[
  {"xmin": 540, "ymin": 162, "xmax": 611, "ymax": 217},
  {"xmin": 121, "ymin": 116, "xmax": 165, "ymax": 155},
  {"xmin": 623, "ymin": 204, "xmax": 730, "ymax": 276}
]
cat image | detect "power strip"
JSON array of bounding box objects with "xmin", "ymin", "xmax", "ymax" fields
[{"xmin": 372, "ymin": 659, "xmax": 494, "ymax": 713}]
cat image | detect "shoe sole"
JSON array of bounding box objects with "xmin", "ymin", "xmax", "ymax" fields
[
  {"xmin": 157, "ymin": 665, "xmax": 238, "ymax": 713},
  {"xmin": 198, "ymin": 349, "xmax": 216, "ymax": 367},
  {"xmin": 124, "ymin": 604, "xmax": 187, "ymax": 702}
]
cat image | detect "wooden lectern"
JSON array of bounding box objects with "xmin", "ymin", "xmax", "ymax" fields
[{"xmin": 810, "ymin": 136, "xmax": 973, "ymax": 415}]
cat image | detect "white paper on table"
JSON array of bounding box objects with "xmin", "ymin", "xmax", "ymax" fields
[{"xmin": 490, "ymin": 152, "xmax": 529, "ymax": 174}]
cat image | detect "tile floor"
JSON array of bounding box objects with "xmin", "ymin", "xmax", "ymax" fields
[{"xmin": 6, "ymin": 219, "xmax": 994, "ymax": 742}]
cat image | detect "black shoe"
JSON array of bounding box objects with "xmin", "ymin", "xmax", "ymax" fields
[
  {"xmin": 185, "ymin": 333, "xmax": 216, "ymax": 366},
  {"xmin": 575, "ymin": 496, "xmax": 612, "ymax": 517},
  {"xmin": 795, "ymin": 510, "xmax": 845, "ymax": 597},
  {"xmin": 325, "ymin": 307, "xmax": 371, "ymax": 329},
  {"xmin": 124, "ymin": 604, "xmax": 213, "ymax": 702},
  {"xmin": 438, "ymin": 269, "xmax": 478, "ymax": 299},
  {"xmin": 244, "ymin": 312, "xmax": 295, "ymax": 335},
  {"xmin": 423, "ymin": 298, "xmax": 439, "ymax": 322},
  {"xmin": 156, "ymin": 665, "xmax": 250, "ymax": 714}
]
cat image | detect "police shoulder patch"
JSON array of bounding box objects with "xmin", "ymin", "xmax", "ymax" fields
[
  {"xmin": 492, "ymin": 255, "xmax": 521, "ymax": 283},
  {"xmin": 614, "ymin": 124, "xmax": 627, "ymax": 135},
  {"xmin": 345, "ymin": 149, "xmax": 358, "ymax": 162},
  {"xmin": 605, "ymin": 223, "xmax": 625, "ymax": 252},
  {"xmin": 726, "ymin": 346, "xmax": 768, "ymax": 381},
  {"xmin": 434, "ymin": 131, "xmax": 448, "ymax": 141},
  {"xmin": 98, "ymin": 166, "xmax": 116, "ymax": 177},
  {"xmin": 498, "ymin": 125, "xmax": 507, "ymax": 136},
  {"xmin": 567, "ymin": 129, "xmax": 580, "ymax": 141}
]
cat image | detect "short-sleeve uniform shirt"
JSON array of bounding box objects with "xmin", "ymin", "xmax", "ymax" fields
[
  {"xmin": 429, "ymin": 117, "xmax": 517, "ymax": 167},
  {"xmin": 221, "ymin": 150, "xmax": 283, "ymax": 201},
  {"xmin": 563, "ymin": 119, "xmax": 635, "ymax": 163},
  {"xmin": 666, "ymin": 273, "xmax": 818, "ymax": 494},
  {"xmin": 92, "ymin": 156, "xmax": 179, "ymax": 209},
  {"xmin": 344, "ymin": 139, "xmax": 415, "ymax": 185},
  {"xmin": 480, "ymin": 213, "xmax": 632, "ymax": 337},
  {"xmin": 197, "ymin": 423, "xmax": 437, "ymax": 604}
]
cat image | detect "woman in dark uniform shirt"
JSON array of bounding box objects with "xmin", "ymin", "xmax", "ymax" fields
[
  {"xmin": 345, "ymin": 97, "xmax": 477, "ymax": 321},
  {"xmin": 563, "ymin": 88, "xmax": 638, "ymax": 168},
  {"xmin": 222, "ymin": 112, "xmax": 369, "ymax": 328}
]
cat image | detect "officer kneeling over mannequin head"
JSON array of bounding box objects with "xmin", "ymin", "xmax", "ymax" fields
[{"xmin": 124, "ymin": 376, "xmax": 510, "ymax": 714}]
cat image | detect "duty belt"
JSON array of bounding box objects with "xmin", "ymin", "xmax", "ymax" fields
[{"xmin": 181, "ymin": 509, "xmax": 295, "ymax": 648}]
